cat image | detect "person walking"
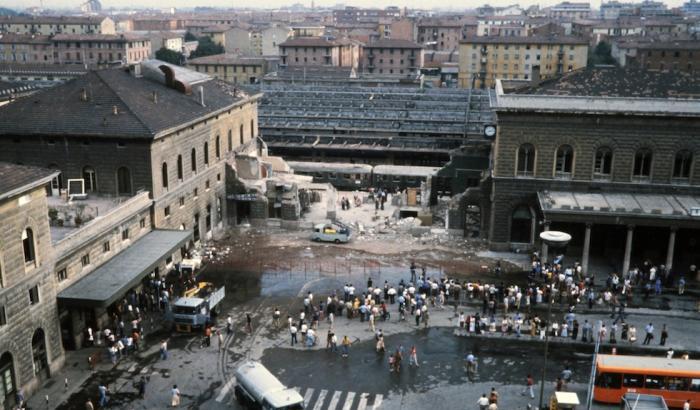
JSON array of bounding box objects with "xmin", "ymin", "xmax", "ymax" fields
[
  {"xmin": 522, "ymin": 374, "xmax": 535, "ymax": 399},
  {"xmin": 643, "ymin": 323, "xmax": 654, "ymax": 345},
  {"xmin": 160, "ymin": 339, "xmax": 168, "ymax": 360},
  {"xmin": 409, "ymin": 345, "xmax": 419, "ymax": 367},
  {"xmin": 246, "ymin": 313, "xmax": 253, "ymax": 334},
  {"xmin": 170, "ymin": 385, "xmax": 181, "ymax": 407},
  {"xmin": 217, "ymin": 329, "xmax": 224, "ymax": 352},
  {"xmin": 137, "ymin": 376, "xmax": 147, "ymax": 399},
  {"xmin": 98, "ymin": 384, "xmax": 108, "ymax": 408},
  {"xmin": 273, "ymin": 308, "xmax": 281, "ymax": 327},
  {"xmin": 477, "ymin": 394, "xmax": 490, "ymax": 410},
  {"xmin": 489, "ymin": 387, "xmax": 499, "ymax": 405},
  {"xmin": 683, "ymin": 399, "xmax": 690, "ymax": 410},
  {"xmin": 226, "ymin": 315, "xmax": 233, "ymax": 334},
  {"xmin": 85, "ymin": 399, "xmax": 95, "ymax": 410},
  {"xmin": 660, "ymin": 324, "xmax": 668, "ymax": 346}
]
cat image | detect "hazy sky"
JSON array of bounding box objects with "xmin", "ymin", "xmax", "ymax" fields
[{"xmin": 6, "ymin": 0, "xmax": 686, "ymax": 14}]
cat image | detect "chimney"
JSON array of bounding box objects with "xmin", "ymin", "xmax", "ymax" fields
[
  {"xmin": 80, "ymin": 87, "xmax": 88, "ymax": 101},
  {"xmin": 152, "ymin": 90, "xmax": 158, "ymax": 104},
  {"xmin": 198, "ymin": 86, "xmax": 205, "ymax": 107},
  {"xmin": 112, "ymin": 105, "xmax": 119, "ymax": 115}
]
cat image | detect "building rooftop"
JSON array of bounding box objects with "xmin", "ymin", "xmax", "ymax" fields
[
  {"xmin": 187, "ymin": 54, "xmax": 267, "ymax": 65},
  {"xmin": 364, "ymin": 39, "xmax": 423, "ymax": 49},
  {"xmin": 0, "ymin": 15, "xmax": 108, "ymax": 24},
  {"xmin": 52, "ymin": 33, "xmax": 149, "ymax": 42},
  {"xmin": 0, "ymin": 61, "xmax": 254, "ymax": 139},
  {"xmin": 279, "ymin": 36, "xmax": 353, "ymax": 47},
  {"xmin": 460, "ymin": 35, "xmax": 588, "ymax": 45},
  {"xmin": 517, "ymin": 67, "xmax": 700, "ymax": 99},
  {"xmin": 0, "ymin": 33, "xmax": 52, "ymax": 44},
  {"xmin": 0, "ymin": 162, "xmax": 58, "ymax": 201}
]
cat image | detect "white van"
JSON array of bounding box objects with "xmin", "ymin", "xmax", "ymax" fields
[{"xmin": 234, "ymin": 361, "xmax": 304, "ymax": 410}]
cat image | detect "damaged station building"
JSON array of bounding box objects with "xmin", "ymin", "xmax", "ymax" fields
[
  {"xmin": 484, "ymin": 68, "xmax": 700, "ymax": 274},
  {"xmin": 0, "ymin": 60, "xmax": 297, "ymax": 403}
]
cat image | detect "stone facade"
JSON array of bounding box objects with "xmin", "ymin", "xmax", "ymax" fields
[{"xmin": 0, "ymin": 179, "xmax": 64, "ymax": 405}]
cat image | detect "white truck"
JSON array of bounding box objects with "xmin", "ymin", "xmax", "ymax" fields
[
  {"xmin": 310, "ymin": 221, "xmax": 351, "ymax": 243},
  {"xmin": 234, "ymin": 361, "xmax": 304, "ymax": 410},
  {"xmin": 168, "ymin": 282, "xmax": 225, "ymax": 332}
]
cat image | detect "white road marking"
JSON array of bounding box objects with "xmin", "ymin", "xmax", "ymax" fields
[
  {"xmin": 342, "ymin": 392, "xmax": 356, "ymax": 410},
  {"xmin": 357, "ymin": 392, "xmax": 369, "ymax": 410},
  {"xmin": 303, "ymin": 387, "xmax": 315, "ymax": 405},
  {"xmin": 328, "ymin": 390, "xmax": 342, "ymax": 410},
  {"xmin": 372, "ymin": 394, "xmax": 383, "ymax": 409},
  {"xmin": 215, "ymin": 377, "xmax": 236, "ymax": 402},
  {"xmin": 312, "ymin": 389, "xmax": 328, "ymax": 410}
]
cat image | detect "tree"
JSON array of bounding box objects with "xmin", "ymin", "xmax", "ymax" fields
[
  {"xmin": 155, "ymin": 47, "xmax": 184, "ymax": 65},
  {"xmin": 184, "ymin": 31, "xmax": 197, "ymax": 42},
  {"xmin": 588, "ymin": 41, "xmax": 616, "ymax": 66},
  {"xmin": 190, "ymin": 37, "xmax": 224, "ymax": 59}
]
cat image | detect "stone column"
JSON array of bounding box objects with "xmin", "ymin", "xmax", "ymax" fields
[
  {"xmin": 582, "ymin": 223, "xmax": 592, "ymax": 275},
  {"xmin": 622, "ymin": 225, "xmax": 634, "ymax": 275},
  {"xmin": 666, "ymin": 227, "xmax": 677, "ymax": 273},
  {"xmin": 541, "ymin": 222, "xmax": 550, "ymax": 263}
]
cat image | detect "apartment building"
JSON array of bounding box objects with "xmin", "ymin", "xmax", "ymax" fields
[
  {"xmin": 612, "ymin": 38, "xmax": 700, "ymax": 73},
  {"xmin": 547, "ymin": 1, "xmax": 592, "ymax": 19},
  {"xmin": 458, "ymin": 35, "xmax": 589, "ymax": 88},
  {"xmin": 0, "ymin": 33, "xmax": 53, "ymax": 64},
  {"xmin": 416, "ymin": 19, "xmax": 466, "ymax": 52},
  {"xmin": 279, "ymin": 37, "xmax": 360, "ymax": 69},
  {"xmin": 188, "ymin": 54, "xmax": 269, "ymax": 84},
  {"xmin": 52, "ymin": 34, "xmax": 151, "ymax": 67},
  {"xmin": 361, "ymin": 39, "xmax": 423, "ymax": 76},
  {"xmin": 0, "ymin": 15, "xmax": 115, "ymax": 36}
]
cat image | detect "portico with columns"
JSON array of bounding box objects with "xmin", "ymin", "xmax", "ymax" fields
[{"xmin": 537, "ymin": 191, "xmax": 700, "ymax": 276}]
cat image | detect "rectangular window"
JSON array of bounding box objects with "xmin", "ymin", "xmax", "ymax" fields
[
  {"xmin": 164, "ymin": 206, "xmax": 171, "ymax": 217},
  {"xmin": 140, "ymin": 218, "xmax": 146, "ymax": 228},
  {"xmin": 205, "ymin": 180, "xmax": 210, "ymax": 190},
  {"xmin": 57, "ymin": 268, "xmax": 67, "ymax": 282},
  {"xmin": 0, "ymin": 305, "xmax": 6, "ymax": 326},
  {"xmin": 29, "ymin": 285, "xmax": 40, "ymax": 305},
  {"xmin": 644, "ymin": 375, "xmax": 665, "ymax": 390},
  {"xmin": 194, "ymin": 188, "xmax": 199, "ymax": 198},
  {"xmin": 179, "ymin": 196, "xmax": 185, "ymax": 207},
  {"xmin": 623, "ymin": 374, "xmax": 644, "ymax": 388},
  {"xmin": 217, "ymin": 173, "xmax": 221, "ymax": 182},
  {"xmin": 103, "ymin": 241, "xmax": 110, "ymax": 253},
  {"xmin": 122, "ymin": 228, "xmax": 129, "ymax": 241},
  {"xmin": 81, "ymin": 253, "xmax": 90, "ymax": 267}
]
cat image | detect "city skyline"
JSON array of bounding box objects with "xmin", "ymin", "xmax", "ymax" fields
[{"xmin": 2, "ymin": 0, "xmax": 690, "ymax": 13}]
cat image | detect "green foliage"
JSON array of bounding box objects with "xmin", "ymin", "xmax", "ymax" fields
[
  {"xmin": 588, "ymin": 41, "xmax": 616, "ymax": 66},
  {"xmin": 155, "ymin": 47, "xmax": 183, "ymax": 65},
  {"xmin": 184, "ymin": 31, "xmax": 197, "ymax": 42},
  {"xmin": 190, "ymin": 36, "xmax": 224, "ymax": 59}
]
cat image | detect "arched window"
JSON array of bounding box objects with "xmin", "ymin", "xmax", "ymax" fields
[
  {"xmin": 204, "ymin": 142, "xmax": 209, "ymax": 166},
  {"xmin": 191, "ymin": 148, "xmax": 197, "ymax": 173},
  {"xmin": 673, "ymin": 150, "xmax": 692, "ymax": 180},
  {"xmin": 227, "ymin": 130, "xmax": 232, "ymax": 152},
  {"xmin": 215, "ymin": 136, "xmax": 221, "ymax": 159},
  {"xmin": 239, "ymin": 124, "xmax": 244, "ymax": 145},
  {"xmin": 82, "ymin": 166, "xmax": 97, "ymax": 192},
  {"xmin": 633, "ymin": 148, "xmax": 652, "ymax": 180},
  {"xmin": 593, "ymin": 147, "xmax": 613, "ymax": 179},
  {"xmin": 250, "ymin": 119, "xmax": 255, "ymax": 139},
  {"xmin": 0, "ymin": 352, "xmax": 16, "ymax": 405},
  {"xmin": 22, "ymin": 228, "xmax": 36, "ymax": 265},
  {"xmin": 516, "ymin": 143, "xmax": 535, "ymax": 177},
  {"xmin": 555, "ymin": 145, "xmax": 574, "ymax": 177},
  {"xmin": 116, "ymin": 167, "xmax": 132, "ymax": 195},
  {"xmin": 177, "ymin": 155, "xmax": 183, "ymax": 180},
  {"xmin": 161, "ymin": 162, "xmax": 169, "ymax": 189},
  {"xmin": 510, "ymin": 205, "xmax": 533, "ymax": 243}
]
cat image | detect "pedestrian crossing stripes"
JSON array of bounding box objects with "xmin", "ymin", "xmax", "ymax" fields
[{"xmin": 296, "ymin": 387, "xmax": 383, "ymax": 410}]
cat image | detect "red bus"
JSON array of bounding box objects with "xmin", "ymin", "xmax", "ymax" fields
[{"xmin": 594, "ymin": 354, "xmax": 700, "ymax": 408}]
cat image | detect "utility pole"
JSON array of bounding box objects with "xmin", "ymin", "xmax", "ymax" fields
[{"xmin": 586, "ymin": 320, "xmax": 602, "ymax": 409}]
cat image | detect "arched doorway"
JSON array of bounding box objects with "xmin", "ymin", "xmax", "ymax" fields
[
  {"xmin": 510, "ymin": 205, "xmax": 534, "ymax": 244},
  {"xmin": 0, "ymin": 352, "xmax": 16, "ymax": 409},
  {"xmin": 31, "ymin": 329, "xmax": 50, "ymax": 381}
]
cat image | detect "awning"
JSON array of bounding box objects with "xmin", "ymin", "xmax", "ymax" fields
[
  {"xmin": 538, "ymin": 191, "xmax": 700, "ymax": 226},
  {"xmin": 57, "ymin": 229, "xmax": 192, "ymax": 308}
]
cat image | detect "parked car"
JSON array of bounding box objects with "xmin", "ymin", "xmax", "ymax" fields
[{"xmin": 311, "ymin": 222, "xmax": 351, "ymax": 243}]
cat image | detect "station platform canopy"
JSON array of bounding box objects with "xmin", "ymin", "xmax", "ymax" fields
[{"xmin": 57, "ymin": 229, "xmax": 192, "ymax": 308}]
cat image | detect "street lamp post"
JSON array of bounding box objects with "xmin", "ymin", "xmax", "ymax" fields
[{"xmin": 537, "ymin": 230, "xmax": 571, "ymax": 410}]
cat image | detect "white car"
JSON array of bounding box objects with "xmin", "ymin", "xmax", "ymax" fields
[{"xmin": 311, "ymin": 223, "xmax": 351, "ymax": 243}]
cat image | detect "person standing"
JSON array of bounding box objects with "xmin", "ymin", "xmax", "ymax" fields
[
  {"xmin": 409, "ymin": 345, "xmax": 419, "ymax": 367},
  {"xmin": 85, "ymin": 399, "xmax": 95, "ymax": 410},
  {"xmin": 290, "ymin": 324, "xmax": 298, "ymax": 346},
  {"xmin": 217, "ymin": 329, "xmax": 224, "ymax": 352},
  {"xmin": 683, "ymin": 399, "xmax": 690, "ymax": 410},
  {"xmin": 341, "ymin": 335, "xmax": 351, "ymax": 358},
  {"xmin": 137, "ymin": 377, "xmax": 147, "ymax": 399},
  {"xmin": 660, "ymin": 324, "xmax": 668, "ymax": 346},
  {"xmin": 246, "ymin": 313, "xmax": 253, "ymax": 334},
  {"xmin": 678, "ymin": 276, "xmax": 686, "ymax": 295},
  {"xmin": 204, "ymin": 326, "xmax": 212, "ymax": 347},
  {"xmin": 273, "ymin": 308, "xmax": 281, "ymax": 327},
  {"xmin": 171, "ymin": 385, "xmax": 181, "ymax": 407},
  {"xmin": 489, "ymin": 387, "xmax": 499, "ymax": 405},
  {"xmin": 160, "ymin": 339, "xmax": 168, "ymax": 360},
  {"xmin": 643, "ymin": 323, "xmax": 654, "ymax": 345},
  {"xmin": 522, "ymin": 374, "xmax": 535, "ymax": 398},
  {"xmin": 226, "ymin": 315, "xmax": 233, "ymax": 334}
]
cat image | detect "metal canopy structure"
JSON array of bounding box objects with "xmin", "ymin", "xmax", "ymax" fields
[{"xmin": 57, "ymin": 229, "xmax": 192, "ymax": 308}]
